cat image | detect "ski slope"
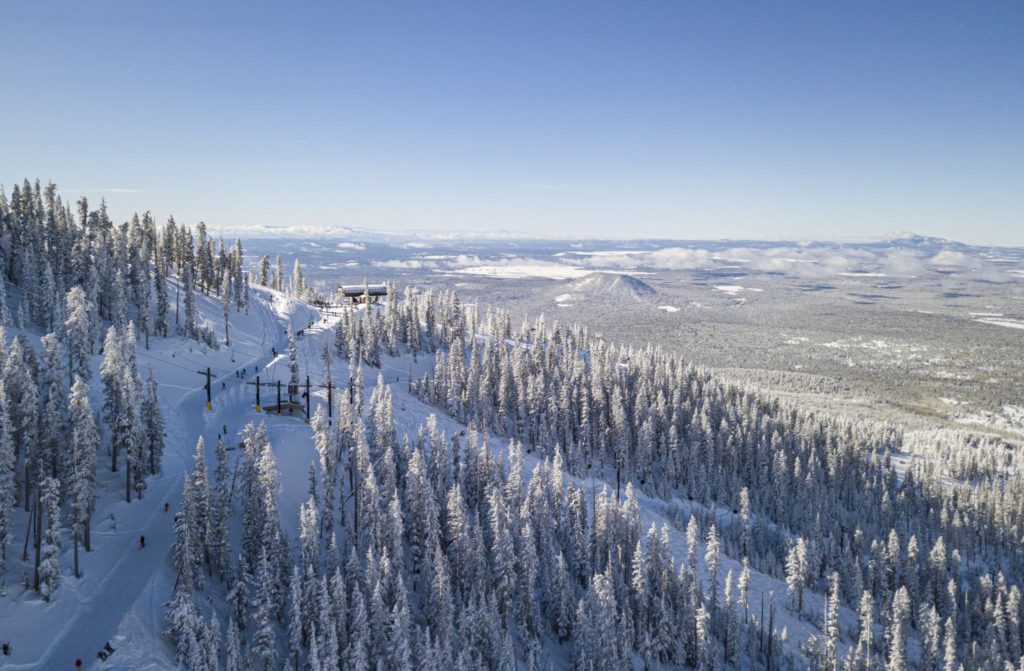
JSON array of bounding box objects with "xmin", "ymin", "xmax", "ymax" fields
[{"xmin": 2, "ymin": 283, "xmax": 839, "ymax": 669}]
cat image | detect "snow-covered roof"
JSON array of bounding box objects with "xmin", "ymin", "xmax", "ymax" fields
[{"xmin": 338, "ymin": 284, "xmax": 387, "ymax": 297}]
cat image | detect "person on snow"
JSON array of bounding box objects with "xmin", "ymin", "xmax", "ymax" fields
[{"xmin": 139, "ymin": 535, "xmax": 145, "ymax": 549}]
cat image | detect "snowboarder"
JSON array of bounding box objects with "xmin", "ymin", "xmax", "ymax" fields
[
  {"xmin": 2, "ymin": 642, "xmax": 10, "ymax": 655},
  {"xmin": 75, "ymin": 659, "xmax": 82, "ymax": 668},
  {"xmin": 139, "ymin": 535, "xmax": 145, "ymax": 549}
]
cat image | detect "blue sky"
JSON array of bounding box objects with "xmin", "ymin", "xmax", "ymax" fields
[{"xmin": 3, "ymin": 1, "xmax": 1022, "ymax": 243}]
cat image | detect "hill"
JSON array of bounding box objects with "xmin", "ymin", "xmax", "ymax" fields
[{"xmin": 570, "ymin": 272, "xmax": 656, "ymax": 299}]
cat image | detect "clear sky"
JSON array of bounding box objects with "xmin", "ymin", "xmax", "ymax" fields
[{"xmin": 3, "ymin": 1, "xmax": 1022, "ymax": 244}]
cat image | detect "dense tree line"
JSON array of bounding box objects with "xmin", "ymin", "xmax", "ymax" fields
[
  {"xmin": 165, "ymin": 284, "xmax": 1023, "ymax": 669},
  {"xmin": 0, "ymin": 179, "xmax": 265, "ymax": 599}
]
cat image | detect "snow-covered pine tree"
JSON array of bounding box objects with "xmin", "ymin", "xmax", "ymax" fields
[
  {"xmin": 0, "ymin": 380, "xmax": 13, "ymax": 574},
  {"xmin": 154, "ymin": 260, "xmax": 169, "ymax": 337},
  {"xmin": 141, "ymin": 369, "xmax": 165, "ymax": 475},
  {"xmin": 786, "ymin": 537, "xmax": 809, "ymax": 614},
  {"xmin": 4, "ymin": 336, "xmax": 39, "ymax": 511},
  {"xmin": 222, "ymin": 268, "xmax": 232, "ymax": 345},
  {"xmin": 39, "ymin": 333, "xmax": 68, "ymax": 482},
  {"xmin": 210, "ymin": 435, "xmax": 231, "ymax": 580},
  {"xmin": 63, "ymin": 287, "xmax": 93, "ymax": 384},
  {"xmin": 258, "ymin": 255, "xmax": 270, "ymax": 287},
  {"xmin": 68, "ymin": 376, "xmax": 98, "ymax": 571},
  {"xmin": 38, "ymin": 476, "xmax": 61, "ymax": 601},
  {"xmin": 251, "ymin": 547, "xmax": 279, "ymax": 671},
  {"xmin": 288, "ymin": 325, "xmax": 299, "ymax": 388}
]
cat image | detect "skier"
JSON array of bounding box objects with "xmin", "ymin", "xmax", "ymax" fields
[
  {"xmin": 164, "ymin": 502, "xmax": 169, "ymax": 513},
  {"xmin": 2, "ymin": 642, "xmax": 10, "ymax": 655},
  {"xmin": 97, "ymin": 642, "xmax": 115, "ymax": 660},
  {"xmin": 139, "ymin": 535, "xmax": 145, "ymax": 549}
]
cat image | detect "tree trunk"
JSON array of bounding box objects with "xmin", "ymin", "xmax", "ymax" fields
[
  {"xmin": 74, "ymin": 525, "xmax": 81, "ymax": 578},
  {"xmin": 33, "ymin": 489, "xmax": 41, "ymax": 591},
  {"xmin": 22, "ymin": 498, "xmax": 33, "ymax": 562}
]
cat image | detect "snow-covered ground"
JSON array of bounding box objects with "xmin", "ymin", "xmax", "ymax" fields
[
  {"xmin": 0, "ymin": 284, "xmax": 317, "ymax": 669},
  {"xmin": 3, "ymin": 280, "xmax": 847, "ymax": 669},
  {"xmin": 973, "ymin": 317, "xmax": 1024, "ymax": 330}
]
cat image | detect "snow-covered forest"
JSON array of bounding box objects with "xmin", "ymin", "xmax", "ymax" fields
[{"xmin": 1, "ymin": 179, "xmax": 1022, "ymax": 670}]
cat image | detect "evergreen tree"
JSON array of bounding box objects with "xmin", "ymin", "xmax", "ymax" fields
[
  {"xmin": 64, "ymin": 286, "xmax": 94, "ymax": 383},
  {"xmin": 68, "ymin": 377, "xmax": 98, "ymax": 571},
  {"xmin": 258, "ymin": 255, "xmax": 270, "ymax": 286},
  {"xmin": 823, "ymin": 571, "xmax": 840, "ymax": 670},
  {"xmin": 886, "ymin": 587, "xmax": 910, "ymax": 671},
  {"xmin": 252, "ymin": 548, "xmax": 279, "ymax": 670},
  {"xmin": 182, "ymin": 261, "xmax": 197, "ymax": 338},
  {"xmin": 154, "ymin": 261, "xmax": 169, "ymax": 337},
  {"xmin": 786, "ymin": 537, "xmax": 809, "ymax": 614},
  {"xmin": 288, "ymin": 325, "xmax": 300, "ymax": 388},
  {"xmin": 38, "ymin": 476, "xmax": 61, "ymax": 600},
  {"xmin": 0, "ymin": 381, "xmax": 14, "ymax": 574},
  {"xmin": 210, "ymin": 436, "xmax": 231, "ymax": 580},
  {"xmin": 4, "ymin": 337, "xmax": 39, "ymax": 510},
  {"xmin": 141, "ymin": 370, "xmax": 165, "ymax": 475},
  {"xmin": 288, "ymin": 565, "xmax": 304, "ymax": 671},
  {"xmin": 225, "ymin": 616, "xmax": 242, "ymax": 671},
  {"xmin": 706, "ymin": 524, "xmax": 721, "ymax": 620}
]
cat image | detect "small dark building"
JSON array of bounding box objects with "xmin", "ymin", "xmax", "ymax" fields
[{"xmin": 338, "ymin": 284, "xmax": 388, "ymax": 305}]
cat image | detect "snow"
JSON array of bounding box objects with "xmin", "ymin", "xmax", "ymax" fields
[
  {"xmin": 0, "ymin": 282, "xmax": 309, "ymax": 669},
  {"xmin": 2, "ymin": 276, "xmax": 844, "ymax": 669},
  {"xmin": 657, "ymin": 305, "xmax": 680, "ymax": 312},
  {"xmin": 715, "ymin": 285, "xmax": 744, "ymax": 295},
  {"xmin": 713, "ymin": 285, "xmax": 763, "ymax": 295},
  {"xmin": 451, "ymin": 263, "xmax": 589, "ymax": 280},
  {"xmin": 973, "ymin": 317, "xmax": 1024, "ymax": 330}
]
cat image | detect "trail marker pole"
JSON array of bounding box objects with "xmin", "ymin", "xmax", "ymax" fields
[
  {"xmin": 305, "ymin": 375, "xmax": 311, "ymax": 422},
  {"xmin": 255, "ymin": 376, "xmax": 261, "ymax": 411},
  {"xmin": 276, "ymin": 380, "xmax": 282, "ymax": 414}
]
